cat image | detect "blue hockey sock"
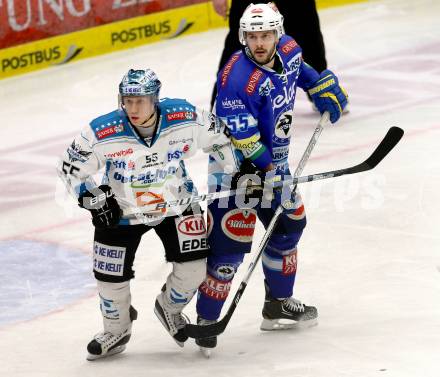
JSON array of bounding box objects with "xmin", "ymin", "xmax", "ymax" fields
[
  {"xmin": 196, "ymin": 253, "xmax": 243, "ymax": 321},
  {"xmin": 262, "ymin": 246, "xmax": 298, "ymax": 299}
]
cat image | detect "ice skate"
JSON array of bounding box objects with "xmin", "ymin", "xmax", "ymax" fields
[
  {"xmin": 195, "ymin": 316, "xmax": 217, "ymax": 358},
  {"xmin": 87, "ymin": 306, "xmax": 138, "ymax": 361},
  {"xmin": 260, "ymin": 281, "xmax": 317, "ymax": 331},
  {"xmin": 154, "ymin": 291, "xmax": 189, "ymax": 347}
]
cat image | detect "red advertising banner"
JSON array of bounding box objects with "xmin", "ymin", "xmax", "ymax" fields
[{"xmin": 0, "ymin": 0, "xmax": 205, "ymax": 49}]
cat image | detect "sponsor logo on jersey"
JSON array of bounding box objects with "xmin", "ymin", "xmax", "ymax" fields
[
  {"xmin": 272, "ymin": 84, "xmax": 296, "ymax": 109},
  {"xmin": 127, "ymin": 160, "xmax": 135, "ymax": 170},
  {"xmin": 287, "ymin": 52, "xmax": 302, "ymax": 73},
  {"xmin": 221, "ymin": 209, "xmax": 256, "ymax": 243},
  {"xmin": 221, "ymin": 54, "xmax": 240, "ymax": 87},
  {"xmin": 96, "ymin": 123, "xmax": 124, "ymax": 140},
  {"xmin": 112, "ymin": 159, "xmax": 136, "ymax": 170},
  {"xmin": 280, "ymin": 39, "xmax": 298, "ymax": 55},
  {"xmin": 199, "ymin": 275, "xmax": 232, "ymax": 300},
  {"xmin": 177, "ymin": 215, "xmax": 206, "ymax": 235},
  {"xmin": 67, "ymin": 140, "xmax": 92, "ymax": 163},
  {"xmin": 135, "ymin": 191, "xmax": 166, "ymax": 215},
  {"xmin": 272, "ymin": 145, "xmax": 290, "ymax": 161},
  {"xmin": 211, "ymin": 144, "xmax": 225, "ymax": 160},
  {"xmin": 167, "ymin": 144, "xmax": 189, "ymax": 161},
  {"xmin": 169, "ymin": 137, "xmax": 193, "ymax": 145},
  {"xmin": 113, "ymin": 160, "xmax": 126, "ymax": 169},
  {"xmin": 222, "ymin": 97, "xmax": 246, "ymax": 110},
  {"xmin": 282, "ymin": 250, "xmax": 297, "ymax": 275},
  {"xmin": 114, "ymin": 166, "xmax": 177, "ymax": 185},
  {"xmin": 104, "ymin": 147, "xmax": 133, "ymax": 158},
  {"xmin": 241, "ymin": 140, "xmax": 260, "ymax": 158},
  {"xmin": 258, "ymin": 77, "xmax": 275, "ymax": 96},
  {"xmin": 274, "ymin": 111, "xmax": 294, "ymax": 140},
  {"xmin": 166, "ymin": 111, "xmax": 195, "ymax": 121},
  {"xmin": 93, "ymin": 242, "xmax": 126, "ymax": 277},
  {"xmin": 246, "ymin": 68, "xmax": 264, "ymax": 94}
]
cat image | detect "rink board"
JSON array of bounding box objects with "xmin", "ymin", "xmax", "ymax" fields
[
  {"xmin": 0, "ymin": 0, "xmax": 369, "ymax": 80},
  {"xmin": 0, "ymin": 1, "xmax": 226, "ymax": 80}
]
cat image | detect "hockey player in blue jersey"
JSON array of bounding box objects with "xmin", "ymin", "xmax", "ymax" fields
[
  {"xmin": 57, "ymin": 69, "xmax": 241, "ymax": 360},
  {"xmin": 195, "ymin": 3, "xmax": 348, "ymax": 355}
]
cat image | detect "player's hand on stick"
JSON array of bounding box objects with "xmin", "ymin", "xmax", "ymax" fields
[{"xmin": 231, "ymin": 161, "xmax": 297, "ymax": 213}]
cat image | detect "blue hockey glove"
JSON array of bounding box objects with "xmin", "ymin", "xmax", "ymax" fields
[
  {"xmin": 78, "ymin": 185, "xmax": 122, "ymax": 229},
  {"xmin": 308, "ymin": 70, "xmax": 348, "ymax": 123}
]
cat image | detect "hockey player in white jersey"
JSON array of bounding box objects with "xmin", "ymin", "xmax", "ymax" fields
[{"xmin": 57, "ymin": 69, "xmax": 240, "ymax": 360}]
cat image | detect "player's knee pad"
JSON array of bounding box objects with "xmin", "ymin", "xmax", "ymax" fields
[
  {"xmin": 97, "ymin": 280, "xmax": 132, "ymax": 334},
  {"xmin": 199, "ymin": 253, "xmax": 244, "ymax": 301},
  {"xmin": 266, "ymin": 231, "xmax": 302, "ymax": 256},
  {"xmin": 165, "ymin": 259, "xmax": 207, "ymax": 308}
]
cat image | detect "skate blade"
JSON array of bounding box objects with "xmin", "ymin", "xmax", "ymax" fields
[
  {"xmin": 260, "ymin": 317, "xmax": 318, "ymax": 331},
  {"xmin": 175, "ymin": 340, "xmax": 185, "ymax": 348},
  {"xmin": 86, "ymin": 345, "xmax": 126, "ymax": 361},
  {"xmin": 154, "ymin": 307, "xmax": 185, "ymax": 348},
  {"xmin": 199, "ymin": 347, "xmax": 212, "ymax": 358}
]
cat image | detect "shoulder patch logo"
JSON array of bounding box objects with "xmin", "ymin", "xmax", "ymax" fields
[
  {"xmin": 67, "ymin": 141, "xmax": 92, "ymax": 163},
  {"xmin": 95, "ymin": 121, "xmax": 124, "ymax": 140},
  {"xmin": 166, "ymin": 111, "xmax": 195, "ymax": 121},
  {"xmin": 281, "ymin": 40, "xmax": 298, "ymax": 55}
]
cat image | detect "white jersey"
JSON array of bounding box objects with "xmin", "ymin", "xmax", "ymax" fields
[{"xmin": 57, "ymin": 97, "xmax": 240, "ymax": 224}]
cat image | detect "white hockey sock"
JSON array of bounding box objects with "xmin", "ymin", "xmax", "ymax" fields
[
  {"xmin": 97, "ymin": 280, "xmax": 132, "ymax": 334},
  {"xmin": 163, "ymin": 259, "xmax": 206, "ymax": 314}
]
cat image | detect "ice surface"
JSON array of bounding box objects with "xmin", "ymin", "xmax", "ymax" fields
[{"xmin": 0, "ymin": 0, "xmax": 439, "ymax": 375}]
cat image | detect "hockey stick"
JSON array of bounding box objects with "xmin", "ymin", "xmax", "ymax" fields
[
  {"xmin": 123, "ymin": 126, "xmax": 404, "ymax": 217},
  {"xmin": 184, "ymin": 125, "xmax": 404, "ymax": 339},
  {"xmin": 184, "ymin": 112, "xmax": 329, "ymax": 339}
]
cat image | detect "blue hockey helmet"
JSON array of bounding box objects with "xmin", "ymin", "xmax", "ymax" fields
[{"xmin": 119, "ymin": 69, "xmax": 161, "ymax": 102}]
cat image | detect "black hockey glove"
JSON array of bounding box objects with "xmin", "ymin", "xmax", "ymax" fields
[
  {"xmin": 230, "ymin": 159, "xmax": 264, "ymax": 200},
  {"xmin": 78, "ymin": 185, "xmax": 122, "ymax": 229},
  {"xmin": 231, "ymin": 160, "xmax": 296, "ymax": 212}
]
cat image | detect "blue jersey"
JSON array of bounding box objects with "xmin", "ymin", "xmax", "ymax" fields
[{"xmin": 215, "ymin": 35, "xmax": 320, "ymax": 173}]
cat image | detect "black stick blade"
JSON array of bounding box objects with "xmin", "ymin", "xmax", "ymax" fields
[
  {"xmin": 364, "ymin": 126, "xmax": 404, "ymax": 169},
  {"xmin": 185, "ymin": 317, "xmax": 227, "ymax": 338}
]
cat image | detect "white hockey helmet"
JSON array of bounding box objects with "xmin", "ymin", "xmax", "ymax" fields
[{"xmin": 239, "ymin": 2, "xmax": 285, "ymax": 45}]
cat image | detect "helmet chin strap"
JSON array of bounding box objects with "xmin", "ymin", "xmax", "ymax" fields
[{"xmin": 140, "ymin": 109, "xmax": 157, "ymax": 127}]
